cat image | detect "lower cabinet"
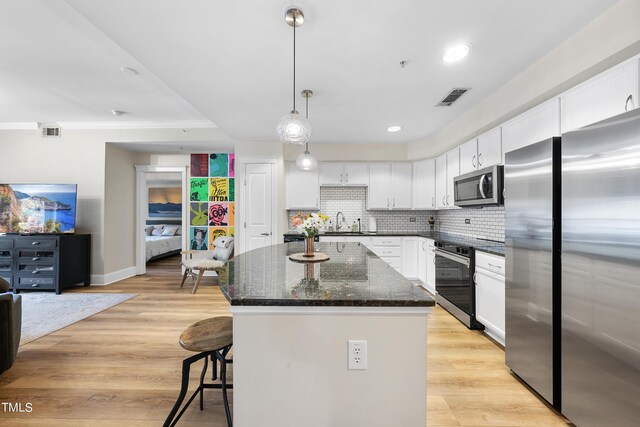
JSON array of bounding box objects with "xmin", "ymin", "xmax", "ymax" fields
[
  {"xmin": 474, "ymin": 251, "xmax": 505, "ymax": 345},
  {"xmin": 402, "ymin": 237, "xmax": 419, "ymax": 280},
  {"xmin": 417, "ymin": 238, "xmax": 435, "ymax": 294}
]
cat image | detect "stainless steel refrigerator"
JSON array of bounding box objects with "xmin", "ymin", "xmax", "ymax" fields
[
  {"xmin": 561, "ymin": 109, "xmax": 640, "ymax": 427},
  {"xmin": 505, "ymin": 137, "xmax": 561, "ymax": 410},
  {"xmin": 505, "ymin": 108, "xmax": 640, "ymax": 425}
]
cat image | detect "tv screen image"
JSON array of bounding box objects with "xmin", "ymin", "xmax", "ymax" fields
[{"xmin": 0, "ymin": 184, "xmax": 77, "ymax": 234}]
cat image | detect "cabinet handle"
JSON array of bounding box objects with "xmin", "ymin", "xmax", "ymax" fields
[
  {"xmin": 32, "ymin": 269, "xmax": 40, "ymax": 275},
  {"xmin": 32, "ymin": 284, "xmax": 40, "ymax": 288},
  {"xmin": 432, "ymin": 196, "xmax": 435, "ymax": 207},
  {"xmin": 346, "ymin": 173, "xmax": 348, "ymax": 182},
  {"xmin": 472, "ymin": 155, "xmax": 476, "ymax": 168},
  {"xmin": 393, "ymin": 198, "xmax": 396, "ymax": 208},
  {"xmin": 446, "ymin": 195, "xmax": 450, "ymax": 205},
  {"xmin": 488, "ymin": 263, "xmax": 502, "ymax": 270},
  {"xmin": 625, "ymin": 94, "xmax": 635, "ymax": 111},
  {"xmin": 32, "ymin": 257, "xmax": 40, "ymax": 261},
  {"xmin": 340, "ymin": 173, "xmax": 343, "ymax": 183},
  {"xmin": 31, "ymin": 241, "xmax": 40, "ymax": 246},
  {"xmin": 387, "ymin": 198, "xmax": 389, "ymax": 207},
  {"xmin": 433, "ymin": 257, "xmax": 436, "ymax": 265},
  {"xmin": 473, "ymin": 272, "xmax": 477, "ymax": 284},
  {"xmin": 478, "ymin": 152, "xmax": 483, "ymax": 166},
  {"xmin": 442, "ymin": 196, "xmax": 446, "ymax": 206}
]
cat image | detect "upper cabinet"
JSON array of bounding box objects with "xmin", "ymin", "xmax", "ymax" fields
[
  {"xmin": 459, "ymin": 127, "xmax": 502, "ymax": 176},
  {"xmin": 459, "ymin": 138, "xmax": 478, "ymax": 175},
  {"xmin": 561, "ymin": 58, "xmax": 639, "ymax": 132},
  {"xmin": 445, "ymin": 147, "xmax": 460, "ymax": 209},
  {"xmin": 502, "ymin": 97, "xmax": 561, "ymax": 164},
  {"xmin": 319, "ymin": 162, "xmax": 369, "ymax": 186},
  {"xmin": 412, "ymin": 159, "xmax": 436, "ymax": 210},
  {"xmin": 285, "ymin": 162, "xmax": 320, "ymax": 210},
  {"xmin": 368, "ymin": 162, "xmax": 412, "ymax": 210},
  {"xmin": 477, "ymin": 127, "xmax": 502, "ymax": 169},
  {"xmin": 435, "ymin": 154, "xmax": 447, "ymax": 209}
]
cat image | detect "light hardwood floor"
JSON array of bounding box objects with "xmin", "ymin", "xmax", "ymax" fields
[{"xmin": 0, "ymin": 255, "xmax": 569, "ymax": 426}]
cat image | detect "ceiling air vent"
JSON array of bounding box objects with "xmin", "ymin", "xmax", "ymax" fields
[
  {"xmin": 39, "ymin": 123, "xmax": 61, "ymax": 138},
  {"xmin": 436, "ymin": 88, "xmax": 470, "ymax": 107}
]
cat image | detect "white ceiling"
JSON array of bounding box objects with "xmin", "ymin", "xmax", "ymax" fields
[{"xmin": 0, "ymin": 0, "xmax": 621, "ymax": 144}]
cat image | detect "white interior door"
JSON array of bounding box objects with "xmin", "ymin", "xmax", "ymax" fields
[{"xmin": 245, "ymin": 163, "xmax": 273, "ymax": 252}]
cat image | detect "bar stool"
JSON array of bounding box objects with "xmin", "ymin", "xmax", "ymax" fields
[{"xmin": 164, "ymin": 316, "xmax": 233, "ymax": 427}]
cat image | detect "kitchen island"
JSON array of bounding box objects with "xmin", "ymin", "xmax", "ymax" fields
[{"xmin": 218, "ymin": 242, "xmax": 434, "ymax": 427}]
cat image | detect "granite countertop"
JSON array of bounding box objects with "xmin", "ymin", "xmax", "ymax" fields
[
  {"xmin": 218, "ymin": 242, "xmax": 435, "ymax": 308},
  {"xmin": 283, "ymin": 230, "xmax": 506, "ymax": 257}
]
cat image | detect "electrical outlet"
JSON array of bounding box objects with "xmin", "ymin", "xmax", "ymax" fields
[
  {"xmin": 348, "ymin": 340, "xmax": 367, "ymax": 370},
  {"xmin": 409, "ymin": 217, "xmax": 416, "ymax": 222},
  {"xmin": 465, "ymin": 219, "xmax": 471, "ymax": 224}
]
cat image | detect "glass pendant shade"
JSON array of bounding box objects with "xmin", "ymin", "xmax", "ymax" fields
[
  {"xmin": 277, "ymin": 110, "xmax": 312, "ymax": 145},
  {"xmin": 296, "ymin": 149, "xmax": 318, "ymax": 171}
]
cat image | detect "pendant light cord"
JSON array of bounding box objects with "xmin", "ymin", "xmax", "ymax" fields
[
  {"xmin": 292, "ymin": 15, "xmax": 296, "ymax": 112},
  {"xmin": 305, "ymin": 93, "xmax": 309, "ymax": 151}
]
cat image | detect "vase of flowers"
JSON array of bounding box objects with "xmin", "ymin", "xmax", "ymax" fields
[{"xmin": 291, "ymin": 212, "xmax": 329, "ymax": 257}]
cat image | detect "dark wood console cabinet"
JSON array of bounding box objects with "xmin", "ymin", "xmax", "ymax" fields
[{"xmin": 0, "ymin": 234, "xmax": 91, "ymax": 294}]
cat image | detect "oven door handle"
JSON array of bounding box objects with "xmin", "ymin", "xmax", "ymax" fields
[{"xmin": 434, "ymin": 248, "xmax": 470, "ymax": 267}]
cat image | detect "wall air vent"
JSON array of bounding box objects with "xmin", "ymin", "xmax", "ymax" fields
[
  {"xmin": 39, "ymin": 123, "xmax": 61, "ymax": 138},
  {"xmin": 436, "ymin": 88, "xmax": 470, "ymax": 107}
]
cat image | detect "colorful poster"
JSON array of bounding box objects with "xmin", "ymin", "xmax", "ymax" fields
[
  {"xmin": 228, "ymin": 226, "xmax": 235, "ymax": 237},
  {"xmin": 190, "ymin": 154, "xmax": 209, "ymax": 177},
  {"xmin": 210, "ymin": 178, "xmax": 228, "ymax": 201},
  {"xmin": 190, "ymin": 178, "xmax": 208, "ymax": 201},
  {"xmin": 190, "ymin": 227, "xmax": 208, "ymax": 250},
  {"xmin": 209, "ymin": 202, "xmax": 229, "ymax": 226},
  {"xmin": 148, "ymin": 187, "xmax": 181, "ymax": 218},
  {"xmin": 209, "ymin": 226, "xmax": 228, "ymax": 249},
  {"xmin": 189, "ymin": 152, "xmax": 234, "ymax": 251},
  {"xmin": 228, "ymin": 202, "xmax": 235, "ymax": 226},
  {"xmin": 228, "ymin": 178, "xmax": 235, "ymax": 202},
  {"xmin": 209, "ymin": 153, "xmax": 229, "ymax": 177},
  {"xmin": 228, "ymin": 154, "xmax": 235, "ymax": 178},
  {"xmin": 189, "ymin": 202, "xmax": 208, "ymax": 226}
]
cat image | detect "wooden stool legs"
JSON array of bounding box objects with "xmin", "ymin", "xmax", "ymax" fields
[{"xmin": 163, "ymin": 345, "xmax": 233, "ymax": 427}]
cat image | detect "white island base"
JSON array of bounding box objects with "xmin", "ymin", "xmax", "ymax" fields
[{"xmin": 230, "ymin": 305, "xmax": 431, "ymax": 427}]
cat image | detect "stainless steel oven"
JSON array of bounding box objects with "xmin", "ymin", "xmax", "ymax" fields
[
  {"xmin": 434, "ymin": 241, "xmax": 484, "ymax": 329},
  {"xmin": 454, "ymin": 165, "xmax": 504, "ymax": 207}
]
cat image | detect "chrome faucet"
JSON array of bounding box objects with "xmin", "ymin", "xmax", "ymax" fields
[{"xmin": 336, "ymin": 211, "xmax": 345, "ymax": 231}]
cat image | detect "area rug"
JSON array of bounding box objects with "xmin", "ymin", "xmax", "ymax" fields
[{"xmin": 19, "ymin": 292, "xmax": 138, "ymax": 346}]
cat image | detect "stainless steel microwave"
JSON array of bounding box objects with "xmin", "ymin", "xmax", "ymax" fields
[{"xmin": 454, "ymin": 165, "xmax": 504, "ymax": 207}]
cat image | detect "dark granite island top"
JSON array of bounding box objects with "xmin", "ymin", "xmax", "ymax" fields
[{"xmin": 218, "ymin": 242, "xmax": 435, "ymax": 308}]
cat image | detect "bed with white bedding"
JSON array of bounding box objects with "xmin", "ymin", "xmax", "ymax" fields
[{"xmin": 146, "ymin": 235, "xmax": 182, "ymax": 262}]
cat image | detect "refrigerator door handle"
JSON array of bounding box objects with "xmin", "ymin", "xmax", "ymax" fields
[{"xmin": 478, "ymin": 174, "xmax": 487, "ymax": 199}]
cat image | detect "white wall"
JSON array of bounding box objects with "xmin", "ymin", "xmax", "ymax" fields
[
  {"xmin": 104, "ymin": 144, "xmax": 136, "ymax": 275},
  {"xmin": 408, "ymin": 0, "xmax": 640, "ymax": 159},
  {"xmin": 284, "ymin": 142, "xmax": 407, "ymax": 162}
]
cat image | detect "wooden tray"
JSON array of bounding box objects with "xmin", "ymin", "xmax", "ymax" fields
[{"xmin": 288, "ymin": 252, "xmax": 330, "ymax": 263}]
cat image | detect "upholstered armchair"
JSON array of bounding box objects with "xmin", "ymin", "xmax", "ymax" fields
[{"xmin": 0, "ymin": 277, "xmax": 21, "ymax": 375}]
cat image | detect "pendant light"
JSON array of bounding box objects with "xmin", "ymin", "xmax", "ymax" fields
[
  {"xmin": 296, "ymin": 89, "xmax": 318, "ymax": 171},
  {"xmin": 277, "ymin": 8, "xmax": 312, "ymax": 145}
]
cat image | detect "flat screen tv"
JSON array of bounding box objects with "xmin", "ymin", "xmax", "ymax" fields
[{"xmin": 0, "ymin": 184, "xmax": 77, "ymax": 234}]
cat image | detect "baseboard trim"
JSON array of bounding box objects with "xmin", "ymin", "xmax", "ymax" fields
[{"xmin": 91, "ymin": 266, "xmax": 136, "ymax": 286}]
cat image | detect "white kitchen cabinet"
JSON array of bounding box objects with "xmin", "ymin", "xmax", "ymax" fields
[
  {"xmin": 344, "ymin": 163, "xmax": 369, "ymax": 186},
  {"xmin": 320, "ymin": 162, "xmax": 369, "ymax": 186},
  {"xmin": 412, "ymin": 159, "xmax": 436, "ymax": 210},
  {"xmin": 391, "ymin": 163, "xmax": 413, "ymax": 209},
  {"xmin": 502, "ymin": 97, "xmax": 561, "ymax": 164},
  {"xmin": 286, "ymin": 162, "xmax": 319, "ymax": 210},
  {"xmin": 475, "ymin": 251, "xmax": 505, "ymax": 345},
  {"xmin": 368, "ymin": 163, "xmax": 392, "ymax": 209},
  {"xmin": 435, "ymin": 154, "xmax": 447, "ymax": 209},
  {"xmin": 368, "ymin": 163, "xmax": 412, "ymax": 210},
  {"xmin": 418, "ymin": 238, "xmax": 427, "ymax": 285},
  {"xmin": 477, "ymin": 127, "xmax": 502, "ymax": 169},
  {"xmin": 425, "ymin": 240, "xmax": 436, "ymax": 294},
  {"xmin": 459, "ymin": 138, "xmax": 478, "ymax": 175},
  {"xmin": 561, "ymin": 57, "xmax": 639, "ymax": 132},
  {"xmin": 445, "ymin": 147, "xmax": 459, "ymax": 209},
  {"xmin": 319, "ymin": 162, "xmax": 345, "ymax": 186},
  {"xmin": 402, "ymin": 237, "xmax": 419, "ymax": 280}
]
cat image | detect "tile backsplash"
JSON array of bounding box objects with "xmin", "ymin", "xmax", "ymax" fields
[{"xmin": 286, "ymin": 187, "xmax": 504, "ymax": 241}]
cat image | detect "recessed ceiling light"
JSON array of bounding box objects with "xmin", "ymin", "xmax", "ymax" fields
[
  {"xmin": 120, "ymin": 66, "xmax": 139, "ymax": 75},
  {"xmin": 442, "ymin": 43, "xmax": 471, "ymax": 63},
  {"xmin": 387, "ymin": 125, "xmax": 402, "ymax": 133}
]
